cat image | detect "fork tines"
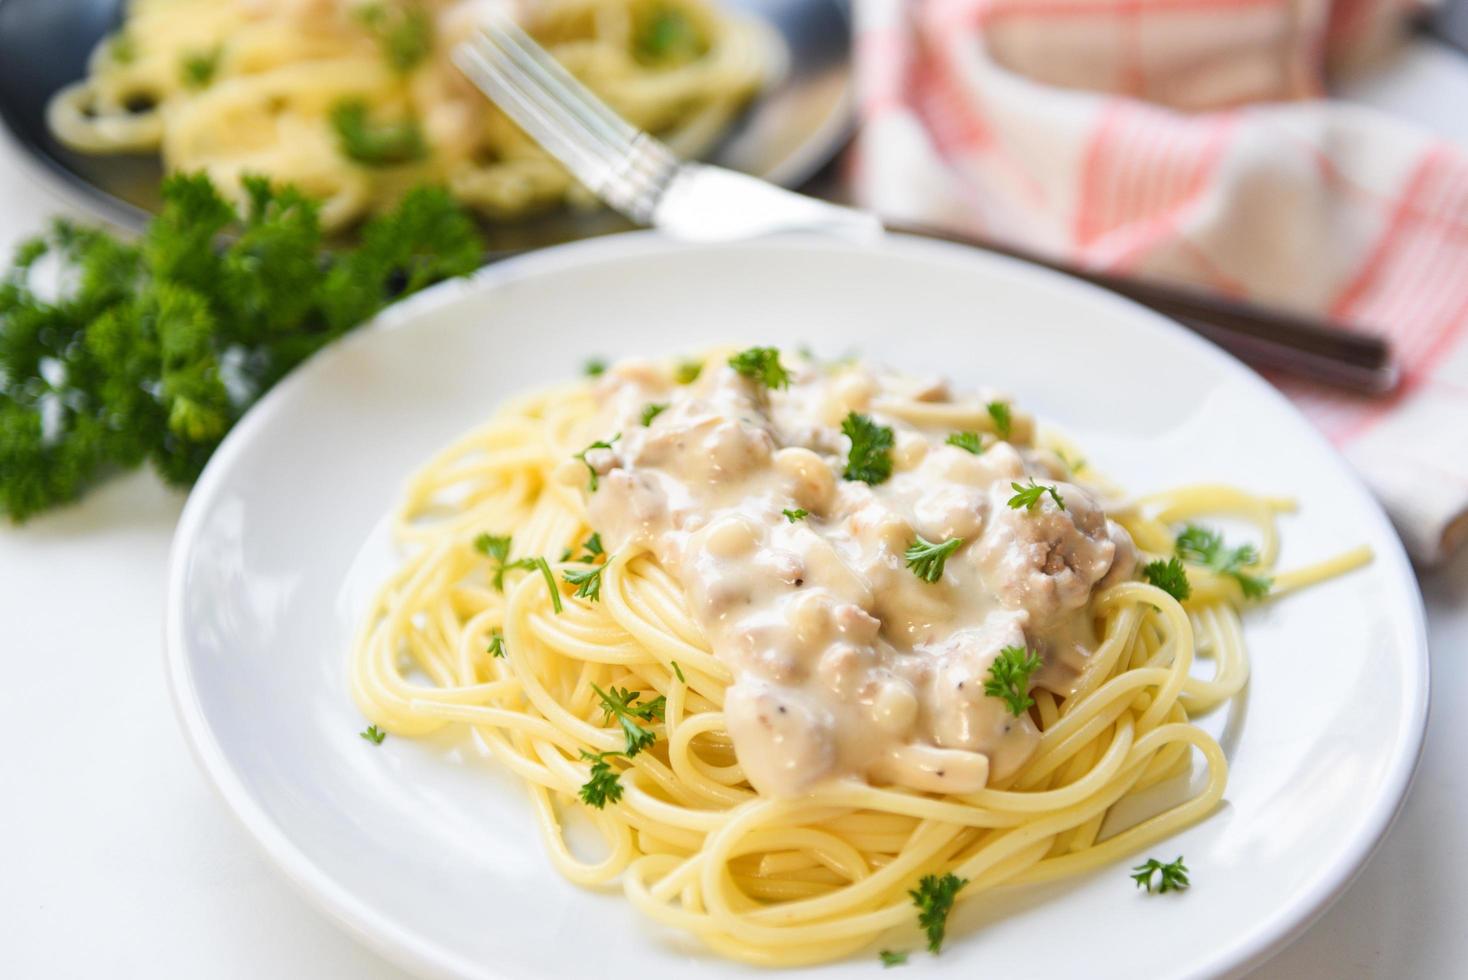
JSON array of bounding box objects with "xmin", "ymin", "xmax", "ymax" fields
[{"xmin": 452, "ymin": 17, "xmax": 678, "ymax": 222}]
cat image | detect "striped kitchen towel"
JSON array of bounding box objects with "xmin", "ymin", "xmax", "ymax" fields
[{"xmin": 854, "ymin": 0, "xmax": 1468, "ymax": 563}]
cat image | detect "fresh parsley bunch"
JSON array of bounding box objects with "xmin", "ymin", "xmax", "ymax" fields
[{"xmin": 0, "ymin": 173, "xmax": 483, "ymax": 521}]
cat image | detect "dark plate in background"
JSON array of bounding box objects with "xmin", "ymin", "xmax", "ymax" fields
[{"xmin": 0, "ymin": 0, "xmax": 852, "ymax": 248}]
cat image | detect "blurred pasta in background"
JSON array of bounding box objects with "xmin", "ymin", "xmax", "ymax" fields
[{"xmin": 49, "ymin": 0, "xmax": 776, "ymax": 229}]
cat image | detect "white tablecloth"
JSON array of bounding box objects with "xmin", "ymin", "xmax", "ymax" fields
[{"xmin": 3, "ymin": 37, "xmax": 1467, "ymax": 980}]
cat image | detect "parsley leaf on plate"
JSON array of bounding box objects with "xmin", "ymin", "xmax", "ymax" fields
[{"xmin": 1131, "ymin": 856, "xmax": 1189, "ymax": 894}]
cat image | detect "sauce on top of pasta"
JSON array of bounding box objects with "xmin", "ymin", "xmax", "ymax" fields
[{"xmin": 573, "ymin": 354, "xmax": 1137, "ymax": 797}]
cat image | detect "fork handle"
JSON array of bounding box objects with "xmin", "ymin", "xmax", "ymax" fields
[{"xmin": 886, "ymin": 221, "xmax": 1397, "ymax": 396}]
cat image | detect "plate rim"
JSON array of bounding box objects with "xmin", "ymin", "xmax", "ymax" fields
[{"xmin": 164, "ymin": 230, "xmax": 1431, "ymax": 980}]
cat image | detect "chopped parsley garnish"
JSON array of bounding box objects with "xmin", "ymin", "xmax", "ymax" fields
[
  {"xmin": 674, "ymin": 359, "xmax": 702, "ymax": 384},
  {"xmin": 487, "ymin": 631, "xmax": 505, "ymax": 659},
  {"xmin": 728, "ymin": 346, "xmax": 790, "ymax": 390},
  {"xmin": 782, "ymin": 508, "xmax": 808, "ymax": 522},
  {"xmin": 475, "ymin": 535, "xmax": 560, "ymax": 610},
  {"xmin": 578, "ymin": 532, "xmax": 604, "ymax": 561},
  {"xmin": 111, "ymin": 33, "xmax": 137, "ymax": 64},
  {"xmin": 1142, "ymin": 557, "xmax": 1192, "ymax": 601},
  {"xmin": 529, "ymin": 556, "xmax": 563, "ymax": 614},
  {"xmin": 355, "ymin": 1, "xmax": 434, "ymax": 74},
  {"xmin": 591, "ymin": 683, "xmax": 665, "ymax": 757},
  {"xmin": 904, "ymin": 534, "xmax": 963, "ymax": 583},
  {"xmin": 634, "ymin": 4, "xmax": 703, "ymax": 65},
  {"xmin": 1175, "ymin": 525, "xmax": 1272, "ymax": 599},
  {"xmin": 909, "ymin": 872, "xmax": 967, "ymax": 953},
  {"xmin": 360, "ymin": 724, "xmax": 387, "ymax": 745},
  {"xmin": 474, "ymin": 533, "xmax": 516, "ymax": 591},
  {"xmin": 584, "ymin": 357, "xmax": 607, "ymax": 377},
  {"xmin": 1131, "ymin": 856, "xmax": 1189, "ymax": 894},
  {"xmin": 1054, "ymin": 448, "xmax": 1085, "ymax": 473},
  {"xmin": 0, "ymin": 175, "xmax": 481, "ymax": 522},
  {"xmin": 671, "ymin": 661, "xmax": 686, "ymax": 683},
  {"xmin": 945, "ymin": 431, "xmax": 985, "ymax": 455},
  {"xmin": 180, "ymin": 46, "xmax": 222, "ymax": 89},
  {"xmin": 1007, "ymin": 479, "xmax": 1064, "ymax": 512},
  {"xmin": 563, "ymin": 564, "xmax": 604, "ymax": 602},
  {"xmin": 984, "ymin": 645, "xmax": 1042, "ymax": 716},
  {"xmin": 840, "ymin": 412, "xmax": 894, "ymax": 484},
  {"xmin": 331, "ymin": 99, "xmax": 427, "ymax": 166},
  {"xmin": 986, "ymin": 401, "xmax": 1012, "ymax": 440},
  {"xmin": 640, "ymin": 402, "xmax": 667, "ymax": 426},
  {"xmin": 578, "ymin": 750, "xmax": 624, "ymax": 808},
  {"xmin": 573, "ymin": 433, "xmax": 620, "ymax": 492},
  {"xmin": 879, "ymin": 949, "xmax": 909, "ymax": 967}
]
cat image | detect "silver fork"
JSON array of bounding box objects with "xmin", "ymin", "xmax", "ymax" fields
[
  {"xmin": 451, "ymin": 17, "xmax": 883, "ymax": 242},
  {"xmin": 452, "ymin": 16, "xmax": 1398, "ymax": 394}
]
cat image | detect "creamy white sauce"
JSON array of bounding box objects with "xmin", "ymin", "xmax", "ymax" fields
[{"xmin": 573, "ymin": 355, "xmax": 1137, "ymax": 798}]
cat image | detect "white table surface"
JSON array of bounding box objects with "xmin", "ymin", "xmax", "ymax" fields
[{"xmin": 3, "ymin": 36, "xmax": 1468, "ymax": 980}]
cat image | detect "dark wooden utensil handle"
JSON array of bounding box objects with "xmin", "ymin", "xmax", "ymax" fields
[{"xmin": 888, "ymin": 221, "xmax": 1397, "ymax": 396}]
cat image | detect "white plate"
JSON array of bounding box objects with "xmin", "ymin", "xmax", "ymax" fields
[{"xmin": 166, "ymin": 234, "xmax": 1428, "ymax": 980}]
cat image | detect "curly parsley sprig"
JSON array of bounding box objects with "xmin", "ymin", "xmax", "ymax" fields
[
  {"xmin": 577, "ymin": 532, "xmax": 604, "ymax": 561},
  {"xmin": 473, "ymin": 535, "xmax": 562, "ymax": 612},
  {"xmin": 563, "ymin": 563, "xmax": 605, "ymax": 602},
  {"xmin": 728, "ymin": 346, "xmax": 790, "ymax": 390},
  {"xmin": 841, "ymin": 412, "xmax": 894, "ymax": 485},
  {"xmin": 910, "ymin": 873, "xmax": 967, "ymax": 953},
  {"xmin": 1143, "ymin": 556, "xmax": 1192, "ymax": 601},
  {"xmin": 1175, "ymin": 525, "xmax": 1272, "ymax": 599},
  {"xmin": 1131, "ymin": 856, "xmax": 1190, "ymax": 894},
  {"xmin": 474, "ymin": 533, "xmax": 516, "ymax": 590},
  {"xmin": 330, "ymin": 100, "xmax": 428, "ymax": 166},
  {"xmin": 573, "ymin": 433, "xmax": 620, "ymax": 492},
  {"xmin": 986, "ymin": 401, "xmax": 1012, "ymax": 440},
  {"xmin": 984, "ymin": 645, "xmax": 1042, "ymax": 716},
  {"xmin": 1007, "ymin": 479, "xmax": 1065, "ymax": 512},
  {"xmin": 945, "ymin": 431, "xmax": 985, "ymax": 455},
  {"xmin": 0, "ymin": 175, "xmax": 481, "ymax": 522},
  {"xmin": 904, "ymin": 534, "xmax": 963, "ymax": 583},
  {"xmin": 354, "ymin": 1, "xmax": 434, "ymax": 73},
  {"xmin": 577, "ymin": 750, "xmax": 625, "ymax": 808},
  {"xmin": 591, "ymin": 683, "xmax": 665, "ymax": 757}
]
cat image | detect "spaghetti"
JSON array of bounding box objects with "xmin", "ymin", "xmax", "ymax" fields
[
  {"xmin": 49, "ymin": 0, "xmax": 773, "ymax": 230},
  {"xmin": 351, "ymin": 351, "xmax": 1369, "ymax": 965}
]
